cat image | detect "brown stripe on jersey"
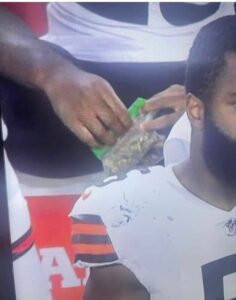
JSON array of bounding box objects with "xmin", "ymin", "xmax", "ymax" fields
[
  {"xmin": 74, "ymin": 253, "xmax": 119, "ymax": 264},
  {"xmin": 71, "ymin": 214, "xmax": 103, "ymax": 225},
  {"xmin": 71, "ymin": 214, "xmax": 118, "ymax": 264},
  {"xmin": 12, "ymin": 228, "xmax": 34, "ymax": 261},
  {"xmin": 72, "ymin": 223, "xmax": 107, "ymax": 236},
  {"xmin": 72, "ymin": 234, "xmax": 111, "ymax": 244}
]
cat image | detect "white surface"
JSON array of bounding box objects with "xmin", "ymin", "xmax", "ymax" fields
[
  {"xmin": 164, "ymin": 113, "xmax": 191, "ymax": 166},
  {"xmin": 43, "ymin": 3, "xmax": 234, "ymax": 62},
  {"xmin": 16, "ymin": 170, "xmax": 104, "ymax": 197}
]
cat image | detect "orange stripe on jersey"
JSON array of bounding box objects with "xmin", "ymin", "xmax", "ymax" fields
[
  {"xmin": 72, "ymin": 223, "xmax": 107, "ymax": 236},
  {"xmin": 71, "ymin": 215, "xmax": 119, "ymax": 264},
  {"xmin": 72, "ymin": 243, "xmax": 116, "ymax": 255},
  {"xmin": 12, "ymin": 228, "xmax": 34, "ymax": 261}
]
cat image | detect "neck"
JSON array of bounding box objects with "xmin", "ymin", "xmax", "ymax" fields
[{"xmin": 174, "ymin": 142, "xmax": 236, "ymax": 211}]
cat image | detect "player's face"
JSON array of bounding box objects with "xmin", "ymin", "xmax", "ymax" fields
[{"xmin": 203, "ymin": 53, "xmax": 236, "ymax": 186}]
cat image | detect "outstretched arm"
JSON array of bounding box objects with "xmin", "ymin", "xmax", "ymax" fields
[{"xmin": 0, "ymin": 6, "xmax": 132, "ymax": 147}]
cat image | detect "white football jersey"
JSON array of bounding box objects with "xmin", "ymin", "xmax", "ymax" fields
[{"xmin": 70, "ymin": 165, "xmax": 236, "ymax": 300}]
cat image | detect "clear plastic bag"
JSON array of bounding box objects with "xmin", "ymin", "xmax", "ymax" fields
[
  {"xmin": 92, "ymin": 98, "xmax": 165, "ymax": 175},
  {"xmin": 101, "ymin": 112, "xmax": 165, "ymax": 175}
]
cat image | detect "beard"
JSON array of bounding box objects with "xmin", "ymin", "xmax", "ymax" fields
[{"xmin": 203, "ymin": 112, "xmax": 236, "ymax": 187}]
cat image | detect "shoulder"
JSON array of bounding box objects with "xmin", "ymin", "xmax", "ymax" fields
[
  {"xmin": 70, "ymin": 165, "xmax": 168, "ymax": 219},
  {"xmin": 69, "ymin": 165, "xmax": 175, "ymax": 263},
  {"xmin": 70, "ymin": 165, "xmax": 181, "ymax": 293}
]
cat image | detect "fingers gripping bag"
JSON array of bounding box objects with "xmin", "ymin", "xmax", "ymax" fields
[{"xmin": 92, "ymin": 98, "xmax": 165, "ymax": 175}]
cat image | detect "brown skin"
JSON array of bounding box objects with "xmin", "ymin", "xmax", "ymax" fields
[
  {"xmin": 174, "ymin": 52, "xmax": 236, "ymax": 212},
  {"xmin": 83, "ymin": 53, "xmax": 236, "ymax": 299},
  {"xmin": 83, "ymin": 265, "xmax": 149, "ymax": 300},
  {"xmin": 0, "ymin": 6, "xmax": 131, "ymax": 148},
  {"xmin": 43, "ymin": 69, "xmax": 132, "ymax": 147},
  {"xmin": 0, "ymin": 6, "xmax": 186, "ymax": 148},
  {"xmin": 141, "ymin": 84, "xmax": 186, "ymax": 131}
]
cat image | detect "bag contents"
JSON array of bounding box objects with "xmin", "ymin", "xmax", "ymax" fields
[{"xmin": 92, "ymin": 98, "xmax": 165, "ymax": 175}]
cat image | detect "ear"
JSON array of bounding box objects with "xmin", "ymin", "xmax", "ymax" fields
[{"xmin": 186, "ymin": 93, "xmax": 205, "ymax": 130}]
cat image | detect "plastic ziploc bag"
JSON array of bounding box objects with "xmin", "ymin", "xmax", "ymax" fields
[{"xmin": 92, "ymin": 98, "xmax": 165, "ymax": 175}]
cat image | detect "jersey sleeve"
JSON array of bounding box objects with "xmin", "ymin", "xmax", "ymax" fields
[
  {"xmin": 69, "ymin": 174, "xmax": 126, "ymax": 268},
  {"xmin": 69, "ymin": 167, "xmax": 174, "ymax": 294},
  {"xmin": 69, "ymin": 169, "xmax": 151, "ymax": 268}
]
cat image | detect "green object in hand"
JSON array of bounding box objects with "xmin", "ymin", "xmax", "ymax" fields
[
  {"xmin": 128, "ymin": 97, "xmax": 146, "ymax": 120},
  {"xmin": 92, "ymin": 97, "xmax": 146, "ymax": 160}
]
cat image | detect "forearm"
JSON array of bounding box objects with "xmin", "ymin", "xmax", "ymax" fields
[
  {"xmin": 0, "ymin": 7, "xmax": 131, "ymax": 147},
  {"xmin": 0, "ymin": 6, "xmax": 77, "ymax": 91}
]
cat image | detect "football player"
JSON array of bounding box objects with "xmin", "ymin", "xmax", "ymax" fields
[{"xmin": 70, "ymin": 15, "xmax": 236, "ymax": 300}]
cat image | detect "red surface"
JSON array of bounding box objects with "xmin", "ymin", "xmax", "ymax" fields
[
  {"xmin": 1, "ymin": 3, "xmax": 48, "ymax": 36},
  {"xmin": 26, "ymin": 195, "xmax": 86, "ymax": 300}
]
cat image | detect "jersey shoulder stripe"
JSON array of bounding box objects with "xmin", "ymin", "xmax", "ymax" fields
[
  {"xmin": 71, "ymin": 214, "xmax": 118, "ymax": 265},
  {"xmin": 12, "ymin": 227, "xmax": 34, "ymax": 261}
]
